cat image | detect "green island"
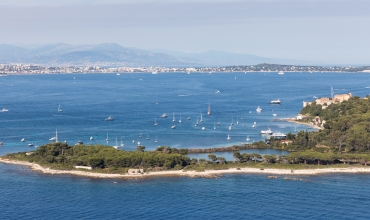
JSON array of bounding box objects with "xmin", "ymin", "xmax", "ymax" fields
[{"xmin": 2, "ymin": 95, "xmax": 370, "ymax": 177}]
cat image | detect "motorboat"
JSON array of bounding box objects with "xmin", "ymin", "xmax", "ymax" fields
[
  {"xmin": 215, "ymin": 90, "xmax": 221, "ymax": 94},
  {"xmin": 269, "ymin": 99, "xmax": 282, "ymax": 104},
  {"xmin": 49, "ymin": 137, "xmax": 56, "ymax": 141},
  {"xmin": 171, "ymin": 125, "xmax": 176, "ymax": 129},
  {"xmin": 271, "ymin": 132, "xmax": 286, "ymax": 138},
  {"xmin": 256, "ymin": 106, "xmax": 262, "ymax": 113},
  {"xmin": 273, "ymin": 114, "xmax": 277, "ymax": 117},
  {"xmin": 90, "ymin": 136, "xmax": 93, "ymax": 141},
  {"xmin": 228, "ymin": 126, "xmax": 232, "ymax": 130},
  {"xmin": 28, "ymin": 143, "xmax": 34, "ymax": 147},
  {"xmin": 202, "ymin": 127, "xmax": 206, "ymax": 130},
  {"xmin": 278, "ymin": 71, "xmax": 284, "ymax": 75},
  {"xmin": 160, "ymin": 113, "xmax": 168, "ymax": 118},
  {"xmin": 1, "ymin": 108, "xmax": 9, "ymax": 112},
  {"xmin": 21, "ymin": 138, "xmax": 25, "ymax": 142},
  {"xmin": 187, "ymin": 116, "xmax": 191, "ymax": 120},
  {"xmin": 0, "ymin": 142, "xmax": 3, "ymax": 146},
  {"xmin": 260, "ymin": 127, "xmax": 273, "ymax": 135},
  {"xmin": 105, "ymin": 116, "xmax": 114, "ymax": 121},
  {"xmin": 75, "ymin": 141, "xmax": 84, "ymax": 145}
]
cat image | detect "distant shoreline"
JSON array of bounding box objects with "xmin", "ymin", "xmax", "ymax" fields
[
  {"xmin": 2, "ymin": 158, "xmax": 370, "ymax": 179},
  {"xmin": 275, "ymin": 118, "xmax": 323, "ymax": 130}
]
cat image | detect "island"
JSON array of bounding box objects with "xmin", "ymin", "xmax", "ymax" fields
[{"xmin": 2, "ymin": 95, "xmax": 370, "ymax": 179}]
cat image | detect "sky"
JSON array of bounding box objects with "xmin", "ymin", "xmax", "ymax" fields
[{"xmin": 0, "ymin": 0, "xmax": 369, "ymax": 64}]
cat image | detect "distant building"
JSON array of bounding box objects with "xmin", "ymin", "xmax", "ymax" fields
[{"xmin": 303, "ymin": 92, "xmax": 352, "ymax": 109}]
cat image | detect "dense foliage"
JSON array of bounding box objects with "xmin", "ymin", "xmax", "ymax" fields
[
  {"xmin": 5, "ymin": 143, "xmax": 191, "ymax": 170},
  {"xmin": 284, "ymin": 96, "xmax": 370, "ymax": 152}
]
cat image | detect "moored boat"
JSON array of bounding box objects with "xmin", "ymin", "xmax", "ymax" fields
[
  {"xmin": 105, "ymin": 116, "xmax": 114, "ymax": 121},
  {"xmin": 269, "ymin": 99, "xmax": 282, "ymax": 104}
]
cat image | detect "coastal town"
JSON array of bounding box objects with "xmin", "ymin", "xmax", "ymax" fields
[{"xmin": 1, "ymin": 63, "xmax": 370, "ymax": 75}]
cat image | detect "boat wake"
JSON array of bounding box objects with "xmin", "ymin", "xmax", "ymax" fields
[{"xmin": 178, "ymin": 94, "xmax": 195, "ymax": 97}]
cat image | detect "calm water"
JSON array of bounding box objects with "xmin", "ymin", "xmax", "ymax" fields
[{"xmin": 1, "ymin": 72, "xmax": 370, "ymax": 219}]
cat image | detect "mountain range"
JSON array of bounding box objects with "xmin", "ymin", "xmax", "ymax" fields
[{"xmin": 0, "ymin": 43, "xmax": 318, "ymax": 66}]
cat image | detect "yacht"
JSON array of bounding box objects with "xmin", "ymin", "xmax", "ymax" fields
[
  {"xmin": 256, "ymin": 106, "xmax": 262, "ymax": 113},
  {"xmin": 28, "ymin": 143, "xmax": 34, "ymax": 147},
  {"xmin": 278, "ymin": 71, "xmax": 284, "ymax": 75},
  {"xmin": 272, "ymin": 114, "xmax": 277, "ymax": 117},
  {"xmin": 202, "ymin": 127, "xmax": 206, "ymax": 131},
  {"xmin": 171, "ymin": 125, "xmax": 176, "ymax": 129},
  {"xmin": 271, "ymin": 132, "xmax": 286, "ymax": 138},
  {"xmin": 152, "ymin": 71, "xmax": 158, "ymax": 74},
  {"xmin": 1, "ymin": 108, "xmax": 9, "ymax": 112},
  {"xmin": 105, "ymin": 116, "xmax": 114, "ymax": 121},
  {"xmin": 260, "ymin": 127, "xmax": 273, "ymax": 135},
  {"xmin": 215, "ymin": 90, "xmax": 221, "ymax": 94},
  {"xmin": 228, "ymin": 126, "xmax": 232, "ymax": 130},
  {"xmin": 21, "ymin": 138, "xmax": 25, "ymax": 142},
  {"xmin": 160, "ymin": 113, "xmax": 168, "ymax": 118},
  {"xmin": 49, "ymin": 137, "xmax": 56, "ymax": 141},
  {"xmin": 117, "ymin": 73, "xmax": 120, "ymax": 76},
  {"xmin": 269, "ymin": 99, "xmax": 282, "ymax": 104},
  {"xmin": 90, "ymin": 136, "xmax": 93, "ymax": 141},
  {"xmin": 252, "ymin": 124, "xmax": 255, "ymax": 128},
  {"xmin": 227, "ymin": 134, "xmax": 230, "ymax": 140}
]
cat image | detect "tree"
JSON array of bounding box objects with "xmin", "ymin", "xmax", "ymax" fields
[{"xmin": 208, "ymin": 154, "xmax": 217, "ymax": 162}]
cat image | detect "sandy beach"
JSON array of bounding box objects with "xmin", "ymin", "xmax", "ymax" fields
[
  {"xmin": 276, "ymin": 118, "xmax": 323, "ymax": 130},
  {"xmin": 2, "ymin": 158, "xmax": 370, "ymax": 179}
]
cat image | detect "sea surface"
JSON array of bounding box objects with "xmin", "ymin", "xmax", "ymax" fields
[{"xmin": 1, "ymin": 72, "xmax": 370, "ymax": 219}]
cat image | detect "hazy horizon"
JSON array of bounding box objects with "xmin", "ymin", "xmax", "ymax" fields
[{"xmin": 1, "ymin": 0, "xmax": 369, "ymax": 65}]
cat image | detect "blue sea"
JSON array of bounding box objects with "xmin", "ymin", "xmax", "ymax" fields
[{"xmin": 1, "ymin": 72, "xmax": 370, "ymax": 219}]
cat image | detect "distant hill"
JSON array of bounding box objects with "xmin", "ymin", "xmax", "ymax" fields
[{"xmin": 0, "ymin": 43, "xmax": 318, "ymax": 66}]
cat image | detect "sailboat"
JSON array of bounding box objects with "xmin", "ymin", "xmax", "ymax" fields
[
  {"xmin": 231, "ymin": 117, "xmax": 234, "ymax": 126},
  {"xmin": 214, "ymin": 122, "xmax": 216, "ymax": 130},
  {"xmin": 155, "ymin": 136, "xmax": 158, "ymax": 143},
  {"xmin": 172, "ymin": 113, "xmax": 176, "ymax": 122},
  {"xmin": 179, "ymin": 114, "xmax": 182, "ymax": 123},
  {"xmin": 146, "ymin": 134, "xmax": 150, "ymax": 140},
  {"xmin": 200, "ymin": 112, "xmax": 203, "ymax": 122},
  {"xmin": 90, "ymin": 136, "xmax": 93, "ymax": 141},
  {"xmin": 154, "ymin": 117, "xmax": 158, "ymax": 126},
  {"xmin": 106, "ymin": 133, "xmax": 109, "ymax": 143},
  {"xmin": 217, "ymin": 119, "xmax": 220, "ymax": 125},
  {"xmin": 55, "ymin": 129, "xmax": 59, "ymax": 143},
  {"xmin": 120, "ymin": 137, "xmax": 124, "ymax": 147},
  {"xmin": 236, "ymin": 117, "xmax": 240, "ymax": 124},
  {"xmin": 21, "ymin": 138, "xmax": 25, "ymax": 142},
  {"xmin": 195, "ymin": 117, "xmax": 199, "ymax": 127},
  {"xmin": 227, "ymin": 134, "xmax": 231, "ymax": 140},
  {"xmin": 58, "ymin": 104, "xmax": 63, "ymax": 112},
  {"xmin": 246, "ymin": 136, "xmax": 250, "ymax": 141},
  {"xmin": 113, "ymin": 137, "xmax": 119, "ymax": 149},
  {"xmin": 207, "ymin": 104, "xmax": 211, "ymax": 115},
  {"xmin": 139, "ymin": 132, "xmax": 142, "ymax": 138}
]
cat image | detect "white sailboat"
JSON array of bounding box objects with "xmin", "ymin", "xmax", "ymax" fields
[
  {"xmin": 155, "ymin": 136, "xmax": 158, "ymax": 143},
  {"xmin": 231, "ymin": 117, "xmax": 234, "ymax": 126},
  {"xmin": 21, "ymin": 138, "xmax": 25, "ymax": 142},
  {"xmin": 90, "ymin": 136, "xmax": 93, "ymax": 141},
  {"xmin": 227, "ymin": 134, "xmax": 230, "ymax": 140},
  {"xmin": 200, "ymin": 112, "xmax": 203, "ymax": 122},
  {"xmin": 154, "ymin": 117, "xmax": 158, "ymax": 126},
  {"xmin": 172, "ymin": 113, "xmax": 175, "ymax": 122},
  {"xmin": 217, "ymin": 119, "xmax": 220, "ymax": 125},
  {"xmin": 195, "ymin": 117, "xmax": 199, "ymax": 127},
  {"xmin": 146, "ymin": 134, "xmax": 150, "ymax": 140},
  {"xmin": 202, "ymin": 127, "xmax": 206, "ymax": 130},
  {"xmin": 256, "ymin": 106, "xmax": 262, "ymax": 113},
  {"xmin": 214, "ymin": 122, "xmax": 216, "ymax": 130},
  {"xmin": 58, "ymin": 104, "xmax": 63, "ymax": 112},
  {"xmin": 106, "ymin": 133, "xmax": 109, "ymax": 143},
  {"xmin": 207, "ymin": 104, "xmax": 211, "ymax": 115},
  {"xmin": 113, "ymin": 137, "xmax": 119, "ymax": 149},
  {"xmin": 120, "ymin": 137, "xmax": 124, "ymax": 147},
  {"xmin": 179, "ymin": 114, "xmax": 182, "ymax": 123},
  {"xmin": 236, "ymin": 117, "xmax": 240, "ymax": 124},
  {"xmin": 246, "ymin": 136, "xmax": 250, "ymax": 141},
  {"xmin": 187, "ymin": 116, "xmax": 191, "ymax": 120},
  {"xmin": 171, "ymin": 125, "xmax": 176, "ymax": 129}
]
